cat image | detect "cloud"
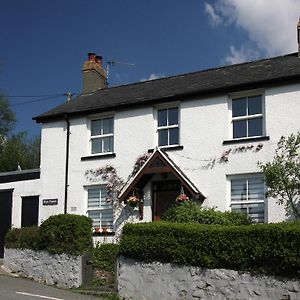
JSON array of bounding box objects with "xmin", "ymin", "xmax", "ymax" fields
[
  {"xmin": 207, "ymin": 0, "xmax": 300, "ymax": 62},
  {"xmin": 223, "ymin": 45, "xmax": 259, "ymax": 65},
  {"xmin": 204, "ymin": 2, "xmax": 222, "ymax": 26},
  {"xmin": 140, "ymin": 73, "xmax": 164, "ymax": 82}
]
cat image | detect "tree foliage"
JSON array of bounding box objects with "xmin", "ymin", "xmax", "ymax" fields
[
  {"xmin": 0, "ymin": 95, "xmax": 40, "ymax": 172},
  {"xmin": 259, "ymin": 133, "xmax": 300, "ymax": 219},
  {"xmin": 0, "ymin": 95, "xmax": 15, "ymax": 145}
]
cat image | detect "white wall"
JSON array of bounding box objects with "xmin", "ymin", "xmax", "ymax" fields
[
  {"xmin": 39, "ymin": 82, "xmax": 300, "ymax": 232},
  {"xmin": 0, "ymin": 179, "xmax": 41, "ymax": 228}
]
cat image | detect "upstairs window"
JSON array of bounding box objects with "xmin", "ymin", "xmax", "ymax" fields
[
  {"xmin": 90, "ymin": 117, "xmax": 114, "ymax": 154},
  {"xmin": 87, "ymin": 186, "xmax": 113, "ymax": 231},
  {"xmin": 230, "ymin": 175, "xmax": 265, "ymax": 223},
  {"xmin": 157, "ymin": 107, "xmax": 179, "ymax": 147},
  {"xmin": 232, "ymin": 95, "xmax": 263, "ymax": 139}
]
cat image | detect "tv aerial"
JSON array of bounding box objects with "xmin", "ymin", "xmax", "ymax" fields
[{"xmin": 106, "ymin": 60, "xmax": 135, "ymax": 83}]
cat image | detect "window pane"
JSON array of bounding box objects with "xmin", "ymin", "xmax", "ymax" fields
[
  {"xmin": 249, "ymin": 203, "xmax": 264, "ymax": 223},
  {"xmin": 232, "ymin": 98, "xmax": 246, "ymax": 117},
  {"xmin": 233, "ymin": 120, "xmax": 247, "ymax": 138},
  {"xmin": 248, "ymin": 118, "xmax": 262, "ymax": 137},
  {"xmin": 158, "ymin": 109, "xmax": 167, "ymax": 127},
  {"xmin": 88, "ymin": 188, "xmax": 100, "ymax": 208},
  {"xmin": 231, "ymin": 179, "xmax": 247, "ymax": 201},
  {"xmin": 168, "ymin": 107, "xmax": 178, "ymax": 125},
  {"xmin": 248, "ymin": 95, "xmax": 262, "ymax": 115},
  {"xmin": 169, "ymin": 128, "xmax": 179, "ymax": 145},
  {"xmin": 158, "ymin": 129, "xmax": 168, "ymax": 146},
  {"xmin": 248, "ymin": 178, "xmax": 264, "ymax": 201},
  {"xmin": 102, "ymin": 136, "xmax": 113, "ymax": 153},
  {"xmin": 231, "ymin": 204, "xmax": 248, "ymax": 214},
  {"xmin": 101, "ymin": 210, "xmax": 113, "ymax": 228},
  {"xmin": 91, "ymin": 120, "xmax": 102, "ymax": 136},
  {"xmin": 88, "ymin": 211, "xmax": 101, "ymax": 227},
  {"xmin": 91, "ymin": 138, "xmax": 102, "ymax": 154},
  {"xmin": 103, "ymin": 118, "xmax": 113, "ymax": 134}
]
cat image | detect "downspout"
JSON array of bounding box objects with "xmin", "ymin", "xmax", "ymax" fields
[{"xmin": 64, "ymin": 115, "xmax": 70, "ymax": 214}]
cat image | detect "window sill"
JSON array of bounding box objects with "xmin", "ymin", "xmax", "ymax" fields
[
  {"xmin": 148, "ymin": 145, "xmax": 184, "ymax": 153},
  {"xmin": 93, "ymin": 231, "xmax": 115, "ymax": 237},
  {"xmin": 223, "ymin": 136, "xmax": 270, "ymax": 145},
  {"xmin": 81, "ymin": 153, "xmax": 116, "ymax": 161}
]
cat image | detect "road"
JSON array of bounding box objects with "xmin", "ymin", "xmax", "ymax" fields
[{"xmin": 0, "ymin": 275, "xmax": 104, "ymax": 300}]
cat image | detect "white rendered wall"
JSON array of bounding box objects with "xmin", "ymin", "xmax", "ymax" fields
[
  {"xmin": 39, "ymin": 82, "xmax": 300, "ymax": 231},
  {"xmin": 0, "ymin": 179, "xmax": 41, "ymax": 228}
]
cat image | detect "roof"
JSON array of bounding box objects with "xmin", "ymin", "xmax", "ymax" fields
[
  {"xmin": 34, "ymin": 52, "xmax": 300, "ymax": 123},
  {"xmin": 118, "ymin": 149, "xmax": 204, "ymax": 202},
  {"xmin": 0, "ymin": 169, "xmax": 40, "ymax": 184}
]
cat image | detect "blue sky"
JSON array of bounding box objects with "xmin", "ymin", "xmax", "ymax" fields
[{"xmin": 0, "ymin": 0, "xmax": 299, "ymax": 138}]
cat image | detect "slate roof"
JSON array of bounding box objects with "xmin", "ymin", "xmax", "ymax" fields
[{"xmin": 34, "ymin": 52, "xmax": 300, "ymax": 123}]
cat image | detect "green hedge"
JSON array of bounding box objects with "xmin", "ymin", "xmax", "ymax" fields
[
  {"xmin": 162, "ymin": 201, "xmax": 251, "ymax": 225},
  {"xmin": 5, "ymin": 227, "xmax": 40, "ymax": 250},
  {"xmin": 120, "ymin": 221, "xmax": 300, "ymax": 277},
  {"xmin": 5, "ymin": 214, "xmax": 93, "ymax": 256}
]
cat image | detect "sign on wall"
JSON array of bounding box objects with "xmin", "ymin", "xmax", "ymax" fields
[{"xmin": 43, "ymin": 198, "xmax": 58, "ymax": 206}]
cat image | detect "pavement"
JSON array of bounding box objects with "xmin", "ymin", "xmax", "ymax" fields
[{"xmin": 0, "ymin": 259, "xmax": 111, "ymax": 299}]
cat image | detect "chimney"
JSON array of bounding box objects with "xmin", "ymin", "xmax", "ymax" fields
[
  {"xmin": 82, "ymin": 52, "xmax": 107, "ymax": 93},
  {"xmin": 298, "ymin": 18, "xmax": 300, "ymax": 57}
]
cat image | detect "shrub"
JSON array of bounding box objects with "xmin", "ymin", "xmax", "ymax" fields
[
  {"xmin": 91, "ymin": 243, "xmax": 119, "ymax": 287},
  {"xmin": 120, "ymin": 221, "xmax": 300, "ymax": 278},
  {"xmin": 92, "ymin": 243, "xmax": 120, "ymax": 273},
  {"xmin": 5, "ymin": 227, "xmax": 40, "ymax": 250},
  {"xmin": 162, "ymin": 201, "xmax": 251, "ymax": 225},
  {"xmin": 38, "ymin": 214, "xmax": 93, "ymax": 256}
]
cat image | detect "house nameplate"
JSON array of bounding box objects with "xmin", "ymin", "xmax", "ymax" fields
[{"xmin": 43, "ymin": 198, "xmax": 58, "ymax": 206}]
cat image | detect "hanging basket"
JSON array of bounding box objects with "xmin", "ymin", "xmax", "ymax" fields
[{"xmin": 126, "ymin": 195, "xmax": 140, "ymax": 208}]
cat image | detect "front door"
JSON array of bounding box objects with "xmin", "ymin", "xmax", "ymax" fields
[
  {"xmin": 153, "ymin": 181, "xmax": 180, "ymax": 221},
  {"xmin": 0, "ymin": 190, "xmax": 12, "ymax": 258},
  {"xmin": 21, "ymin": 196, "xmax": 39, "ymax": 227}
]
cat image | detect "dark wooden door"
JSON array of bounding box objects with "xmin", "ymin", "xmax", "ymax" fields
[
  {"xmin": 153, "ymin": 181, "xmax": 180, "ymax": 221},
  {"xmin": 0, "ymin": 190, "xmax": 12, "ymax": 258},
  {"xmin": 21, "ymin": 196, "xmax": 39, "ymax": 227}
]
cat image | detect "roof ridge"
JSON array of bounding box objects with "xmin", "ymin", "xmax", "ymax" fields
[{"xmin": 85, "ymin": 52, "xmax": 297, "ymax": 95}]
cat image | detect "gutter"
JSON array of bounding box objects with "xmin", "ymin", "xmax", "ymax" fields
[{"xmin": 64, "ymin": 115, "xmax": 70, "ymax": 214}]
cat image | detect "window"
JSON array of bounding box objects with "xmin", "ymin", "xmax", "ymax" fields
[
  {"xmin": 230, "ymin": 175, "xmax": 265, "ymax": 223},
  {"xmin": 157, "ymin": 107, "xmax": 179, "ymax": 147},
  {"xmin": 87, "ymin": 187, "xmax": 113, "ymax": 231},
  {"xmin": 90, "ymin": 117, "xmax": 114, "ymax": 154},
  {"xmin": 232, "ymin": 95, "xmax": 263, "ymax": 139}
]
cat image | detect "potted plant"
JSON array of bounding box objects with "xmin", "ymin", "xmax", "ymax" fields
[
  {"xmin": 176, "ymin": 193, "xmax": 189, "ymax": 205},
  {"xmin": 126, "ymin": 195, "xmax": 140, "ymax": 208}
]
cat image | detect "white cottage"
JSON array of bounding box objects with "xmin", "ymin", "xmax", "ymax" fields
[{"xmin": 1, "ymin": 25, "xmax": 300, "ymax": 248}]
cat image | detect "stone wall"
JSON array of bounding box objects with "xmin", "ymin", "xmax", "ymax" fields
[
  {"xmin": 4, "ymin": 248, "xmax": 83, "ymax": 288},
  {"xmin": 118, "ymin": 257, "xmax": 300, "ymax": 300}
]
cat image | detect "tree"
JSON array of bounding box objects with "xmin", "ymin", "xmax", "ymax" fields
[
  {"xmin": 259, "ymin": 132, "xmax": 300, "ymax": 219},
  {"xmin": 0, "ymin": 132, "xmax": 40, "ymax": 172},
  {"xmin": 0, "ymin": 95, "xmax": 15, "ymax": 146},
  {"xmin": 0, "ymin": 96, "xmax": 40, "ymax": 172}
]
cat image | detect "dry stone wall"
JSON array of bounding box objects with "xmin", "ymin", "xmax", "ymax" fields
[
  {"xmin": 118, "ymin": 257, "xmax": 300, "ymax": 300},
  {"xmin": 4, "ymin": 248, "xmax": 82, "ymax": 288}
]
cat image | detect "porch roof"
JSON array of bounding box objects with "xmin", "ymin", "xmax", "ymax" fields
[{"xmin": 118, "ymin": 149, "xmax": 204, "ymax": 202}]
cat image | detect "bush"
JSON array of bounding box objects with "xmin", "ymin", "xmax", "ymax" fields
[
  {"xmin": 91, "ymin": 243, "xmax": 120, "ymax": 286},
  {"xmin": 120, "ymin": 221, "xmax": 300, "ymax": 278},
  {"xmin": 38, "ymin": 214, "xmax": 93, "ymax": 256},
  {"xmin": 162, "ymin": 201, "xmax": 251, "ymax": 225},
  {"xmin": 5, "ymin": 227, "xmax": 40, "ymax": 250},
  {"xmin": 92, "ymin": 243, "xmax": 120, "ymax": 273}
]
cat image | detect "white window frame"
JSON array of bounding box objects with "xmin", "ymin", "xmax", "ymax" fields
[
  {"xmin": 89, "ymin": 115, "xmax": 114, "ymax": 155},
  {"xmin": 86, "ymin": 185, "xmax": 114, "ymax": 232},
  {"xmin": 228, "ymin": 174, "xmax": 266, "ymax": 223},
  {"xmin": 229, "ymin": 90, "xmax": 265, "ymax": 140},
  {"xmin": 155, "ymin": 104, "xmax": 180, "ymax": 148}
]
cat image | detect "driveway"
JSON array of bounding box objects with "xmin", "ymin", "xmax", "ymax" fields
[{"xmin": 0, "ymin": 275, "xmax": 105, "ymax": 300}]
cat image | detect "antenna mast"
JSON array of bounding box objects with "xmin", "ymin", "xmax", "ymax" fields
[{"xmin": 106, "ymin": 60, "xmax": 135, "ymax": 84}]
